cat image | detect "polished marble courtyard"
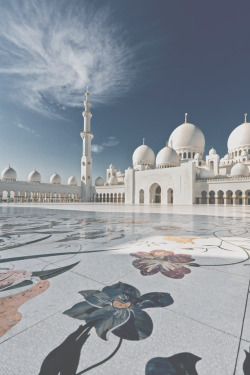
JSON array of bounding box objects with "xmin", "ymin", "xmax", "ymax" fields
[{"xmin": 0, "ymin": 204, "xmax": 249, "ymax": 374}]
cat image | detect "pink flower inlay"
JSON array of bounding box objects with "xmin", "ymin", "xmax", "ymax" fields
[{"xmin": 131, "ymin": 250, "xmax": 196, "ymax": 279}]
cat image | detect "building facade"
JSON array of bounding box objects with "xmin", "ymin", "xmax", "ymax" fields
[{"xmin": 1, "ymin": 91, "xmax": 250, "ymax": 206}]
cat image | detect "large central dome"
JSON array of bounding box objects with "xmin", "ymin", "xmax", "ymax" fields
[
  {"xmin": 168, "ymin": 122, "xmax": 205, "ymax": 154},
  {"xmin": 227, "ymin": 122, "xmax": 250, "ymax": 151}
]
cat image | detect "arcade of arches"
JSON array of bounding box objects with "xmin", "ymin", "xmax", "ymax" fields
[
  {"xmin": 197, "ymin": 190, "xmax": 250, "ymax": 205},
  {"xmin": 0, "ymin": 191, "xmax": 80, "ymax": 203}
]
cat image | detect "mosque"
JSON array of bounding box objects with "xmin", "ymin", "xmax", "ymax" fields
[{"xmin": 1, "ymin": 89, "xmax": 250, "ymax": 205}]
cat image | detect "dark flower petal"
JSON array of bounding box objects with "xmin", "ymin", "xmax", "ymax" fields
[
  {"xmin": 85, "ymin": 306, "xmax": 130, "ymax": 340},
  {"xmin": 132, "ymin": 259, "xmax": 160, "ymax": 276},
  {"xmin": 112, "ymin": 306, "xmax": 153, "ymax": 341},
  {"xmin": 160, "ymin": 265, "xmax": 191, "ymax": 279},
  {"xmin": 103, "ymin": 281, "xmax": 141, "ymax": 300},
  {"xmin": 138, "ymin": 292, "xmax": 174, "ymax": 309},
  {"xmin": 167, "ymin": 254, "xmax": 195, "ymax": 264},
  {"xmin": 80, "ymin": 290, "xmax": 111, "ymax": 308},
  {"xmin": 63, "ymin": 301, "xmax": 98, "ymax": 320}
]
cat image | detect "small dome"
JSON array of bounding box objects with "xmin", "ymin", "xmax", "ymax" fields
[
  {"xmin": 224, "ymin": 154, "xmax": 229, "ymax": 160},
  {"xmin": 68, "ymin": 175, "xmax": 77, "ymax": 186},
  {"xmin": 1, "ymin": 165, "xmax": 17, "ymax": 181},
  {"xmin": 50, "ymin": 172, "xmax": 61, "ymax": 185},
  {"xmin": 156, "ymin": 146, "xmax": 180, "ymax": 167},
  {"xmin": 199, "ymin": 166, "xmax": 214, "ymax": 179},
  {"xmin": 231, "ymin": 162, "xmax": 249, "ymax": 177},
  {"xmin": 28, "ymin": 169, "xmax": 41, "ymax": 183},
  {"xmin": 117, "ymin": 170, "xmax": 123, "ymax": 176},
  {"xmin": 209, "ymin": 147, "xmax": 216, "ymax": 155},
  {"xmin": 132, "ymin": 144, "xmax": 155, "ymax": 168},
  {"xmin": 95, "ymin": 176, "xmax": 104, "ymax": 186},
  {"xmin": 168, "ymin": 122, "xmax": 205, "ymax": 153},
  {"xmin": 104, "ymin": 182, "xmax": 109, "ymax": 186},
  {"xmin": 228, "ymin": 122, "xmax": 250, "ymax": 151},
  {"xmin": 109, "ymin": 164, "xmax": 114, "ymax": 169},
  {"xmin": 194, "ymin": 153, "xmax": 202, "ymax": 160},
  {"xmin": 108, "ymin": 176, "xmax": 118, "ymax": 185}
]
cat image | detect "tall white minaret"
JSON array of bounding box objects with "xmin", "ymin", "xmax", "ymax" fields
[{"xmin": 80, "ymin": 87, "xmax": 93, "ymax": 201}]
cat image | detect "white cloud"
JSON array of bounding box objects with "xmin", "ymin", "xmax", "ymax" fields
[
  {"xmin": 92, "ymin": 136, "xmax": 119, "ymax": 153},
  {"xmin": 16, "ymin": 122, "xmax": 40, "ymax": 137},
  {"xmin": 102, "ymin": 136, "xmax": 119, "ymax": 147},
  {"xmin": 0, "ymin": 1, "xmax": 139, "ymax": 117},
  {"xmin": 92, "ymin": 144, "xmax": 104, "ymax": 153}
]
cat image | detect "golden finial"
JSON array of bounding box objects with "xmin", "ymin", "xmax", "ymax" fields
[
  {"xmin": 143, "ymin": 138, "xmax": 145, "ymax": 145},
  {"xmin": 185, "ymin": 113, "xmax": 188, "ymax": 124},
  {"xmin": 245, "ymin": 113, "xmax": 247, "ymax": 123},
  {"xmin": 85, "ymin": 86, "xmax": 89, "ymax": 98},
  {"xmin": 166, "ymin": 141, "xmax": 168, "ymax": 148}
]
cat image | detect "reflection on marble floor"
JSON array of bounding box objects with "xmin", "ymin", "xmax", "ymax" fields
[{"xmin": 0, "ymin": 206, "xmax": 249, "ymax": 374}]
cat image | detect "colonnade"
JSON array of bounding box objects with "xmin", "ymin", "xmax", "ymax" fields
[
  {"xmin": 0, "ymin": 191, "xmax": 80, "ymax": 203},
  {"xmin": 196, "ymin": 190, "xmax": 250, "ymax": 205},
  {"xmin": 93, "ymin": 193, "xmax": 125, "ymax": 203}
]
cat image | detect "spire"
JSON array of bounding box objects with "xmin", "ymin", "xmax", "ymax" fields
[
  {"xmin": 143, "ymin": 138, "xmax": 145, "ymax": 145},
  {"xmin": 85, "ymin": 86, "xmax": 89, "ymax": 101},
  {"xmin": 245, "ymin": 113, "xmax": 247, "ymax": 123},
  {"xmin": 185, "ymin": 113, "xmax": 188, "ymax": 124}
]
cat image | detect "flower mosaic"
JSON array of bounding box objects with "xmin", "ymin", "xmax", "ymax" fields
[
  {"xmin": 131, "ymin": 250, "xmax": 199, "ymax": 279},
  {"xmin": 64, "ymin": 281, "xmax": 174, "ymax": 341},
  {"xmin": 145, "ymin": 352, "xmax": 201, "ymax": 374}
]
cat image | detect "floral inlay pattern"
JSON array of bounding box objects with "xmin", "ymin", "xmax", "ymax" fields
[
  {"xmin": 131, "ymin": 250, "xmax": 197, "ymax": 279},
  {"xmin": 64, "ymin": 281, "xmax": 174, "ymax": 341}
]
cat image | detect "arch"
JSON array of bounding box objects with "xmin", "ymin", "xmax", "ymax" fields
[
  {"xmin": 107, "ymin": 193, "xmax": 109, "ymax": 202},
  {"xmin": 245, "ymin": 190, "xmax": 250, "ymax": 205},
  {"xmin": 100, "ymin": 193, "xmax": 102, "ymax": 202},
  {"xmin": 226, "ymin": 190, "xmax": 233, "ymax": 205},
  {"xmin": 235, "ymin": 190, "xmax": 243, "ymax": 205},
  {"xmin": 209, "ymin": 190, "xmax": 215, "ymax": 204},
  {"xmin": 103, "ymin": 193, "xmax": 106, "ymax": 202},
  {"xmin": 188, "ymin": 152, "xmax": 191, "ymax": 158},
  {"xmin": 217, "ymin": 190, "xmax": 224, "ymax": 204},
  {"xmin": 209, "ymin": 161, "xmax": 214, "ymax": 170},
  {"xmin": 118, "ymin": 193, "xmax": 121, "ymax": 203},
  {"xmin": 139, "ymin": 189, "xmax": 144, "ymax": 203},
  {"xmin": 114, "ymin": 193, "xmax": 117, "ymax": 203},
  {"xmin": 201, "ymin": 191, "xmax": 207, "ymax": 204},
  {"xmin": 110, "ymin": 193, "xmax": 113, "ymax": 202},
  {"xmin": 193, "ymin": 152, "xmax": 195, "ymax": 158},
  {"xmin": 235, "ymin": 151, "xmax": 237, "ymax": 156},
  {"xmin": 122, "ymin": 193, "xmax": 125, "ymax": 203},
  {"xmin": 149, "ymin": 183, "xmax": 161, "ymax": 203},
  {"xmin": 167, "ymin": 188, "xmax": 173, "ymax": 204},
  {"xmin": 183, "ymin": 152, "xmax": 187, "ymax": 159}
]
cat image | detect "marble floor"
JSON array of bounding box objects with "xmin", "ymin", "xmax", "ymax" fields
[{"xmin": 0, "ymin": 204, "xmax": 249, "ymax": 374}]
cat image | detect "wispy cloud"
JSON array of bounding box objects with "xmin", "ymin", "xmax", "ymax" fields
[
  {"xmin": 0, "ymin": 0, "xmax": 139, "ymax": 117},
  {"xmin": 16, "ymin": 122, "xmax": 40, "ymax": 137},
  {"xmin": 92, "ymin": 136, "xmax": 119, "ymax": 153},
  {"xmin": 92, "ymin": 144, "xmax": 104, "ymax": 154},
  {"xmin": 102, "ymin": 136, "xmax": 120, "ymax": 147}
]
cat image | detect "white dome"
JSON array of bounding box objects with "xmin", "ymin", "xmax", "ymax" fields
[
  {"xmin": 117, "ymin": 170, "xmax": 123, "ymax": 176},
  {"xmin": 169, "ymin": 122, "xmax": 205, "ymax": 153},
  {"xmin": 108, "ymin": 176, "xmax": 118, "ymax": 185},
  {"xmin": 209, "ymin": 147, "xmax": 216, "ymax": 155},
  {"xmin": 104, "ymin": 182, "xmax": 109, "ymax": 186},
  {"xmin": 95, "ymin": 176, "xmax": 104, "ymax": 186},
  {"xmin": 224, "ymin": 154, "xmax": 229, "ymax": 160},
  {"xmin": 231, "ymin": 162, "xmax": 249, "ymax": 177},
  {"xmin": 68, "ymin": 175, "xmax": 77, "ymax": 186},
  {"xmin": 28, "ymin": 169, "xmax": 41, "ymax": 183},
  {"xmin": 228, "ymin": 122, "xmax": 250, "ymax": 151},
  {"xmin": 1, "ymin": 165, "xmax": 17, "ymax": 181},
  {"xmin": 132, "ymin": 144, "xmax": 155, "ymax": 167},
  {"xmin": 50, "ymin": 172, "xmax": 61, "ymax": 185},
  {"xmin": 156, "ymin": 146, "xmax": 180, "ymax": 167},
  {"xmin": 194, "ymin": 153, "xmax": 202, "ymax": 160},
  {"xmin": 199, "ymin": 166, "xmax": 214, "ymax": 179}
]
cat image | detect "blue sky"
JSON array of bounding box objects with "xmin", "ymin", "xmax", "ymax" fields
[{"xmin": 0, "ymin": 0, "xmax": 250, "ymax": 183}]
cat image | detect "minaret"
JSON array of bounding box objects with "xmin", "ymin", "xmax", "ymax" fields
[{"xmin": 80, "ymin": 87, "xmax": 94, "ymax": 201}]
